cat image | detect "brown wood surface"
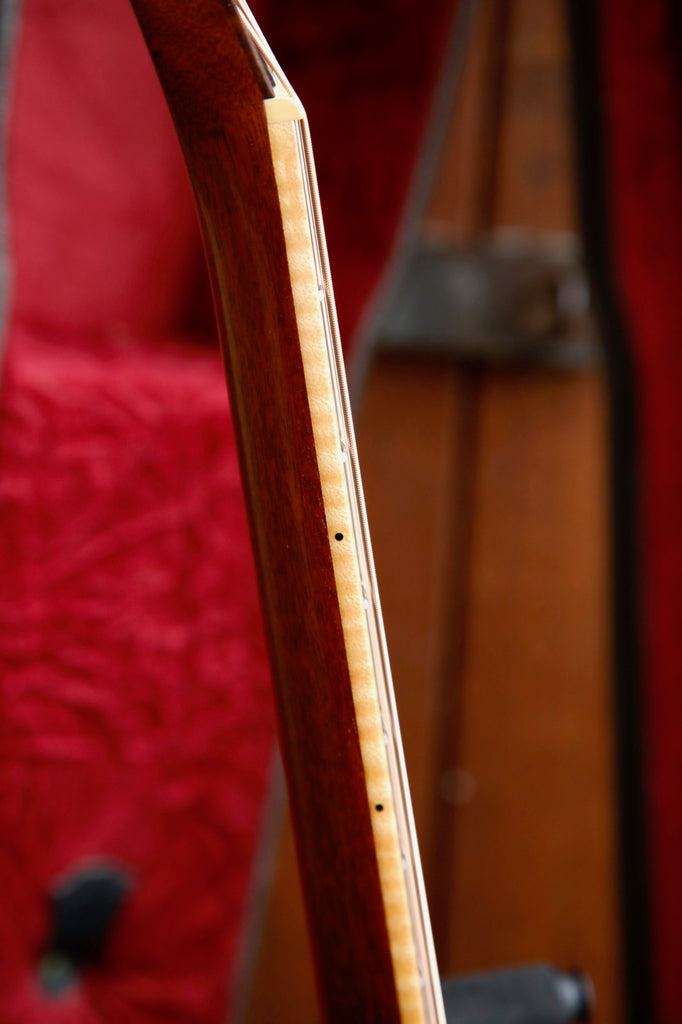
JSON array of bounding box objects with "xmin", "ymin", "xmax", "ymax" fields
[
  {"xmin": 423, "ymin": 2, "xmax": 622, "ymax": 1020},
  {"xmin": 493, "ymin": 0, "xmax": 577, "ymax": 232},
  {"xmin": 427, "ymin": 0, "xmax": 510, "ymax": 240},
  {"xmin": 443, "ymin": 370, "xmax": 620, "ymax": 1021},
  {"xmin": 129, "ymin": 3, "xmax": 401, "ymax": 1021}
]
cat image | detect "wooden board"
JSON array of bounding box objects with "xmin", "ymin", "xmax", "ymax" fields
[{"xmin": 442, "ymin": 370, "xmax": 620, "ymax": 1022}]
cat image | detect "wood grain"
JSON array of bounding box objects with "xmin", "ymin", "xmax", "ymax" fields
[
  {"xmin": 268, "ymin": 116, "xmax": 431, "ymax": 1023},
  {"xmin": 129, "ymin": 3, "xmax": 401, "ymax": 1020},
  {"xmin": 427, "ymin": 0, "xmax": 510, "ymax": 240},
  {"xmin": 444, "ymin": 371, "xmax": 621, "ymax": 1024},
  {"xmin": 493, "ymin": 0, "xmax": 577, "ymax": 232}
]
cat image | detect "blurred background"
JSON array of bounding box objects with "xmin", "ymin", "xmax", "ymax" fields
[{"xmin": 1, "ymin": 0, "xmax": 681, "ymax": 1022}]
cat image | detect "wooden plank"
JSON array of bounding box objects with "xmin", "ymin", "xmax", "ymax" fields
[
  {"xmin": 444, "ymin": 371, "xmax": 621, "ymax": 1024},
  {"xmin": 426, "ymin": 0, "xmax": 509, "ymax": 240},
  {"xmin": 428, "ymin": 4, "xmax": 622, "ymax": 1022},
  {"xmin": 493, "ymin": 0, "xmax": 577, "ymax": 232}
]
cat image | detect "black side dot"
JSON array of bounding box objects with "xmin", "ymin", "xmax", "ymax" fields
[
  {"xmin": 375, "ymin": 804, "xmax": 384, "ymax": 812},
  {"xmin": 334, "ymin": 532, "xmax": 344, "ymax": 541}
]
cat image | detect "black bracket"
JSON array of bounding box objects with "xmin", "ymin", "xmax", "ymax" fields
[{"xmin": 442, "ymin": 963, "xmax": 593, "ymax": 1024}]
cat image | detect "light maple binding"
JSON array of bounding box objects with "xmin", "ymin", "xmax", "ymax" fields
[{"xmin": 128, "ymin": 1, "xmax": 445, "ymax": 1022}]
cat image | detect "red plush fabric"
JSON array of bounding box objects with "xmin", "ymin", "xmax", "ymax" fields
[
  {"xmin": 2, "ymin": 2, "xmax": 274, "ymax": 1019},
  {"xmin": 0, "ymin": 0, "xmax": 456, "ymax": 1018},
  {"xmin": 599, "ymin": 2, "xmax": 682, "ymax": 1020},
  {"xmin": 0, "ymin": 330, "xmax": 273, "ymax": 1022}
]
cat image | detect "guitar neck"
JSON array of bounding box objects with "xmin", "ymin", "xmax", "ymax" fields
[{"xmin": 129, "ymin": 3, "xmax": 445, "ymax": 1021}]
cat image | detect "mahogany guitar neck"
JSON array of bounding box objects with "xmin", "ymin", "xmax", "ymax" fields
[{"xmin": 129, "ymin": 3, "xmax": 445, "ymax": 1021}]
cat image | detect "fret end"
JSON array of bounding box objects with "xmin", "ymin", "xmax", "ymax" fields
[{"xmin": 265, "ymin": 95, "xmax": 305, "ymax": 124}]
